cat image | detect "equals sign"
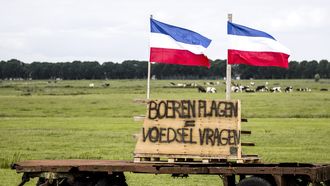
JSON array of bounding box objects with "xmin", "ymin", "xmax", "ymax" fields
[{"xmin": 184, "ymin": 120, "xmax": 195, "ymax": 127}]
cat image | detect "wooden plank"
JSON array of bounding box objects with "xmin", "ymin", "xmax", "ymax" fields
[
  {"xmin": 133, "ymin": 115, "xmax": 145, "ymax": 122},
  {"xmin": 241, "ymin": 142, "xmax": 255, "ymax": 146},
  {"xmin": 202, "ymin": 159, "xmax": 210, "ymax": 164},
  {"xmin": 241, "ymin": 118, "xmax": 248, "ymax": 122},
  {"xmin": 168, "ymin": 159, "xmax": 175, "ymax": 163},
  {"xmin": 241, "ymin": 130, "xmax": 251, "ymax": 135},
  {"xmin": 134, "ymin": 116, "xmax": 247, "ymax": 124},
  {"xmin": 242, "ymin": 154, "xmax": 259, "ymax": 158}
]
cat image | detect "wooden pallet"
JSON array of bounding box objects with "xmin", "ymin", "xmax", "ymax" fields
[{"xmin": 134, "ymin": 155, "xmax": 260, "ymax": 164}]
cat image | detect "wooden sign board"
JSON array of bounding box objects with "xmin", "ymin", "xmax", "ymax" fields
[{"xmin": 134, "ymin": 99, "xmax": 241, "ymax": 162}]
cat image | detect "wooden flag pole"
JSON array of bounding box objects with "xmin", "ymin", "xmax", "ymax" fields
[
  {"xmin": 147, "ymin": 15, "xmax": 153, "ymax": 100},
  {"xmin": 226, "ymin": 13, "xmax": 233, "ymax": 101}
]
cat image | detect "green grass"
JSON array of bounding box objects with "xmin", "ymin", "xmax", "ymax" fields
[{"xmin": 0, "ymin": 79, "xmax": 330, "ymax": 186}]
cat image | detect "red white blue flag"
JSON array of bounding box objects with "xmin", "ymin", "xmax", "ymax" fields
[
  {"xmin": 150, "ymin": 18, "xmax": 212, "ymax": 68},
  {"xmin": 228, "ymin": 22, "xmax": 290, "ymax": 68}
]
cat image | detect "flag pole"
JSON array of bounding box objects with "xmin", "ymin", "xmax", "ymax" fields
[
  {"xmin": 147, "ymin": 15, "xmax": 153, "ymax": 100},
  {"xmin": 226, "ymin": 13, "xmax": 232, "ymax": 101}
]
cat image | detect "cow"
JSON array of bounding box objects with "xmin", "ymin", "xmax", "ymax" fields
[
  {"xmin": 239, "ymin": 85, "xmax": 250, "ymax": 92},
  {"xmin": 285, "ymin": 86, "xmax": 293, "ymax": 93},
  {"xmin": 256, "ymin": 85, "xmax": 268, "ymax": 92},
  {"xmin": 270, "ymin": 87, "xmax": 282, "ymax": 93},
  {"xmin": 102, "ymin": 83, "xmax": 110, "ymax": 87},
  {"xmin": 89, "ymin": 83, "xmax": 94, "ymax": 88},
  {"xmin": 198, "ymin": 86, "xmax": 216, "ymax": 93},
  {"xmin": 197, "ymin": 86, "xmax": 207, "ymax": 93},
  {"xmin": 230, "ymin": 83, "xmax": 250, "ymax": 93},
  {"xmin": 231, "ymin": 85, "xmax": 240, "ymax": 93},
  {"xmin": 206, "ymin": 87, "xmax": 217, "ymax": 93}
]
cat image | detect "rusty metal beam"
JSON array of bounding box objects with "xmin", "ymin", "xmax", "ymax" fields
[{"xmin": 12, "ymin": 160, "xmax": 330, "ymax": 184}]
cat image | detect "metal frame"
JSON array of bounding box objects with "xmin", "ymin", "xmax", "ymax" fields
[{"xmin": 12, "ymin": 160, "xmax": 330, "ymax": 186}]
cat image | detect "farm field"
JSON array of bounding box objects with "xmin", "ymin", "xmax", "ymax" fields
[{"xmin": 0, "ymin": 79, "xmax": 330, "ymax": 186}]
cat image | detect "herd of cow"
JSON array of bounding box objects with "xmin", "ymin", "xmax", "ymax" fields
[{"xmin": 169, "ymin": 81, "xmax": 327, "ymax": 94}]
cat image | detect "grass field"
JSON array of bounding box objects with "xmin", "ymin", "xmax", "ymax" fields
[{"xmin": 0, "ymin": 79, "xmax": 329, "ymax": 186}]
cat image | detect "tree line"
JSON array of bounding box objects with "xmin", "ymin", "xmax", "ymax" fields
[{"xmin": 0, "ymin": 59, "xmax": 329, "ymax": 80}]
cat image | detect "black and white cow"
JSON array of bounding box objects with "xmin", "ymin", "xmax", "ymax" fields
[
  {"xmin": 102, "ymin": 83, "xmax": 110, "ymax": 87},
  {"xmin": 206, "ymin": 87, "xmax": 217, "ymax": 93},
  {"xmin": 231, "ymin": 85, "xmax": 240, "ymax": 92},
  {"xmin": 239, "ymin": 85, "xmax": 250, "ymax": 92},
  {"xmin": 256, "ymin": 85, "xmax": 268, "ymax": 92},
  {"xmin": 285, "ymin": 86, "xmax": 293, "ymax": 93},
  {"xmin": 198, "ymin": 86, "xmax": 216, "ymax": 93},
  {"xmin": 270, "ymin": 87, "xmax": 282, "ymax": 93},
  {"xmin": 197, "ymin": 86, "xmax": 207, "ymax": 93}
]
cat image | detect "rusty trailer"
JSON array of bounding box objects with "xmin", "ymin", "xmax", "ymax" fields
[
  {"xmin": 12, "ymin": 100, "xmax": 330, "ymax": 185},
  {"xmin": 12, "ymin": 160, "xmax": 330, "ymax": 186}
]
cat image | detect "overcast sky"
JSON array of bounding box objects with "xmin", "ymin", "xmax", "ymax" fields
[{"xmin": 0, "ymin": 0, "xmax": 329, "ymax": 63}]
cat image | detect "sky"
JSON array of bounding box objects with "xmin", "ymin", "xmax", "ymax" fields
[{"xmin": 0, "ymin": 0, "xmax": 329, "ymax": 63}]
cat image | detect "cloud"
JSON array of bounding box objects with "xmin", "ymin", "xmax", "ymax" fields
[
  {"xmin": 268, "ymin": 7, "xmax": 328, "ymax": 32},
  {"xmin": 0, "ymin": 0, "xmax": 329, "ymax": 62}
]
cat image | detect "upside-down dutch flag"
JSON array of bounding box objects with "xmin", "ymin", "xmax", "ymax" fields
[
  {"xmin": 228, "ymin": 22, "xmax": 290, "ymax": 68},
  {"xmin": 150, "ymin": 18, "xmax": 212, "ymax": 68}
]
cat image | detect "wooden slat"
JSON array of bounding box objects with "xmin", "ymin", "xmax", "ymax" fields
[
  {"xmin": 134, "ymin": 117, "xmax": 248, "ymax": 123},
  {"xmin": 242, "ymin": 154, "xmax": 259, "ymax": 158},
  {"xmin": 133, "ymin": 116, "xmax": 145, "ymax": 122},
  {"xmin": 241, "ymin": 130, "xmax": 251, "ymax": 135},
  {"xmin": 241, "ymin": 118, "xmax": 248, "ymax": 122},
  {"xmin": 241, "ymin": 142, "xmax": 255, "ymax": 146}
]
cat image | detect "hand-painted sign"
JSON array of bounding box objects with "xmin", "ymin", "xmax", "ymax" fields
[{"xmin": 134, "ymin": 99, "xmax": 241, "ymax": 161}]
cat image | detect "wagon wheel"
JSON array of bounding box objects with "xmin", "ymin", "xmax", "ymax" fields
[
  {"xmin": 95, "ymin": 173, "xmax": 128, "ymax": 186},
  {"xmin": 237, "ymin": 176, "xmax": 272, "ymax": 186}
]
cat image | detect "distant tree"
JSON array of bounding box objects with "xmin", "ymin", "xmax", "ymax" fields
[
  {"xmin": 0, "ymin": 60, "xmax": 5, "ymax": 79},
  {"xmin": 288, "ymin": 61, "xmax": 299, "ymax": 78},
  {"xmin": 0, "ymin": 59, "xmax": 329, "ymax": 80},
  {"xmin": 2, "ymin": 59, "xmax": 26, "ymax": 79},
  {"xmin": 318, "ymin": 60, "xmax": 329, "ymax": 78}
]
